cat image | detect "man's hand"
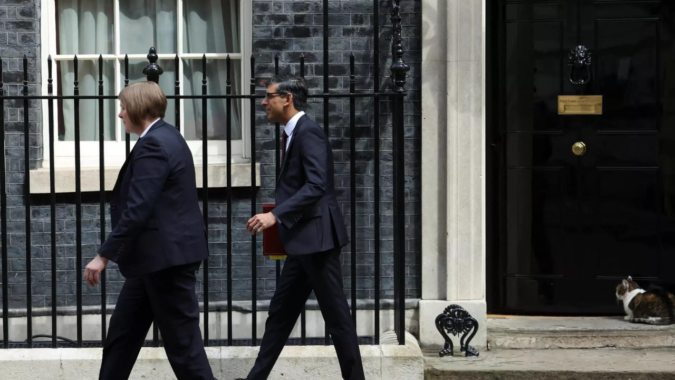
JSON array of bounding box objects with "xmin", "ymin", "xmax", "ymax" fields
[
  {"xmin": 84, "ymin": 255, "xmax": 109, "ymax": 287},
  {"xmin": 247, "ymin": 212, "xmax": 277, "ymax": 235}
]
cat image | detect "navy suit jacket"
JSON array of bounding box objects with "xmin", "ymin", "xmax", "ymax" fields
[
  {"xmin": 272, "ymin": 115, "xmax": 349, "ymax": 255},
  {"xmin": 98, "ymin": 119, "xmax": 208, "ymax": 278}
]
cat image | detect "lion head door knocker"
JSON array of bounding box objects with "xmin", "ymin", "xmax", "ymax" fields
[
  {"xmin": 435, "ymin": 304, "xmax": 479, "ymax": 357},
  {"xmin": 568, "ymin": 45, "xmax": 592, "ymax": 85}
]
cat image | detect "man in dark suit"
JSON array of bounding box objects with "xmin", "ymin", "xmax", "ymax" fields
[
  {"xmin": 241, "ymin": 76, "xmax": 365, "ymax": 380},
  {"xmin": 83, "ymin": 82, "xmax": 214, "ymax": 380}
]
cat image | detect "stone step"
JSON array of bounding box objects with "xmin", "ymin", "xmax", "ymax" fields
[
  {"xmin": 487, "ymin": 316, "xmax": 675, "ymax": 350},
  {"xmin": 424, "ymin": 348, "xmax": 675, "ymax": 380}
]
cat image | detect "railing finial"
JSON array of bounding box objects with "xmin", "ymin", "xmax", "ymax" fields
[
  {"xmin": 390, "ymin": 0, "xmax": 409, "ymax": 93},
  {"xmin": 143, "ymin": 47, "xmax": 163, "ymax": 84}
]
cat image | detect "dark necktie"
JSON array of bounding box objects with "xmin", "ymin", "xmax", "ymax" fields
[{"xmin": 282, "ymin": 130, "xmax": 289, "ymax": 163}]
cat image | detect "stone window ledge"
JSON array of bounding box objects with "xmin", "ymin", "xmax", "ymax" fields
[{"xmin": 29, "ymin": 162, "xmax": 261, "ymax": 194}]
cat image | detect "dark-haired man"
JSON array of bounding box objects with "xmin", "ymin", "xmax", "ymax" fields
[{"xmin": 240, "ymin": 76, "xmax": 365, "ymax": 380}]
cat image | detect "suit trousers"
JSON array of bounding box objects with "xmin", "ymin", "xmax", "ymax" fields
[
  {"xmin": 99, "ymin": 262, "xmax": 214, "ymax": 380},
  {"xmin": 246, "ymin": 247, "xmax": 365, "ymax": 380}
]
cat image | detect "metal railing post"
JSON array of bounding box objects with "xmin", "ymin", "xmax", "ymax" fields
[
  {"xmin": 390, "ymin": 0, "xmax": 410, "ymax": 346},
  {"xmin": 143, "ymin": 47, "xmax": 163, "ymax": 84}
]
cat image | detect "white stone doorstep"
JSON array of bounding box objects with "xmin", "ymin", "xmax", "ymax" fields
[{"xmin": 0, "ymin": 332, "xmax": 423, "ymax": 380}]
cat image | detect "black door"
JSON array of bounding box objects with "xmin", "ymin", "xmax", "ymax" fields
[{"xmin": 490, "ymin": 0, "xmax": 675, "ymax": 314}]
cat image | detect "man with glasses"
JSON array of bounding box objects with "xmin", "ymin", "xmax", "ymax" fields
[{"xmin": 240, "ymin": 75, "xmax": 365, "ymax": 380}]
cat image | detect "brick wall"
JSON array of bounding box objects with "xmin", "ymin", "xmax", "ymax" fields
[
  {"xmin": 249, "ymin": 0, "xmax": 421, "ymax": 302},
  {"xmin": 0, "ymin": 0, "xmax": 45, "ymax": 308},
  {"xmin": 0, "ymin": 0, "xmax": 421, "ymax": 310}
]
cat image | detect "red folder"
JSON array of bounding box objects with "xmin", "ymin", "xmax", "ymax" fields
[{"xmin": 263, "ymin": 204, "xmax": 286, "ymax": 260}]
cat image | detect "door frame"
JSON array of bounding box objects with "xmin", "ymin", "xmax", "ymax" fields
[
  {"xmin": 486, "ymin": 0, "xmax": 503, "ymax": 314},
  {"xmin": 485, "ymin": 0, "xmax": 672, "ymax": 315}
]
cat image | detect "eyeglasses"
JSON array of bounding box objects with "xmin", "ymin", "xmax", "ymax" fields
[{"xmin": 264, "ymin": 92, "xmax": 288, "ymax": 100}]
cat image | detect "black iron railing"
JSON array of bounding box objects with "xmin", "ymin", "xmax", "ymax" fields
[{"xmin": 0, "ymin": 0, "xmax": 409, "ymax": 349}]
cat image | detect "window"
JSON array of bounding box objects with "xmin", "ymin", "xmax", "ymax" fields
[{"xmin": 40, "ymin": 0, "xmax": 252, "ymax": 169}]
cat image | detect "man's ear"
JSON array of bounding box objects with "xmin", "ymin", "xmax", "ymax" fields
[{"xmin": 284, "ymin": 93, "xmax": 294, "ymax": 107}]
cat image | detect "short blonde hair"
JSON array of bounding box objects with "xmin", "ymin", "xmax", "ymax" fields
[{"xmin": 118, "ymin": 82, "xmax": 167, "ymax": 127}]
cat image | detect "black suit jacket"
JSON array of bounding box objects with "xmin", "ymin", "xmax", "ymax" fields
[
  {"xmin": 98, "ymin": 119, "xmax": 208, "ymax": 278},
  {"xmin": 272, "ymin": 115, "xmax": 349, "ymax": 255}
]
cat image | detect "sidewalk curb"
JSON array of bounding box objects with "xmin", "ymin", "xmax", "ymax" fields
[{"xmin": 0, "ymin": 331, "xmax": 423, "ymax": 380}]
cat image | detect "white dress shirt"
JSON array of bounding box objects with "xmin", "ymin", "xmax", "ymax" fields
[
  {"xmin": 283, "ymin": 111, "xmax": 305, "ymax": 151},
  {"xmin": 273, "ymin": 111, "xmax": 305, "ymax": 225},
  {"xmin": 139, "ymin": 118, "xmax": 161, "ymax": 139}
]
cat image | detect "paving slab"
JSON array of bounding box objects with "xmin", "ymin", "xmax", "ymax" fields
[{"xmin": 425, "ymin": 348, "xmax": 675, "ymax": 380}]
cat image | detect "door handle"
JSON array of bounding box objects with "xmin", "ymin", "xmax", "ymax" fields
[{"xmin": 572, "ymin": 142, "xmax": 587, "ymax": 156}]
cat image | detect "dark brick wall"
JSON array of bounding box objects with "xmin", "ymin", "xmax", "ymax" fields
[
  {"xmin": 249, "ymin": 0, "xmax": 421, "ymax": 303},
  {"xmin": 0, "ymin": 0, "xmax": 421, "ymax": 311},
  {"xmin": 0, "ymin": 0, "xmax": 46, "ymax": 308}
]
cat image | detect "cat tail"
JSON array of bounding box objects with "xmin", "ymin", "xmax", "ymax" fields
[
  {"xmin": 654, "ymin": 281, "xmax": 675, "ymax": 295},
  {"xmin": 648, "ymin": 285, "xmax": 675, "ymax": 325}
]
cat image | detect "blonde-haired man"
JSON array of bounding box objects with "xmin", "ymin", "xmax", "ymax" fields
[{"xmin": 84, "ymin": 82, "xmax": 214, "ymax": 380}]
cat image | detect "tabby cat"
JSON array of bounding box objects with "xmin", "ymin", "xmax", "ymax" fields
[{"xmin": 615, "ymin": 276, "xmax": 675, "ymax": 325}]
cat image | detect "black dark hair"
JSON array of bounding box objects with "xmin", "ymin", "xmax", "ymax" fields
[{"xmin": 266, "ymin": 75, "xmax": 309, "ymax": 111}]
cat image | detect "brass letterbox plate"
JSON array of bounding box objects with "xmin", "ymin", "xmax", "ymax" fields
[{"xmin": 558, "ymin": 95, "xmax": 603, "ymax": 115}]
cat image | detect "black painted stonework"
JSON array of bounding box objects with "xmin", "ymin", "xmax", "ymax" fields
[
  {"xmin": 0, "ymin": 0, "xmax": 421, "ymax": 311},
  {"xmin": 0, "ymin": 0, "xmax": 46, "ymax": 309}
]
